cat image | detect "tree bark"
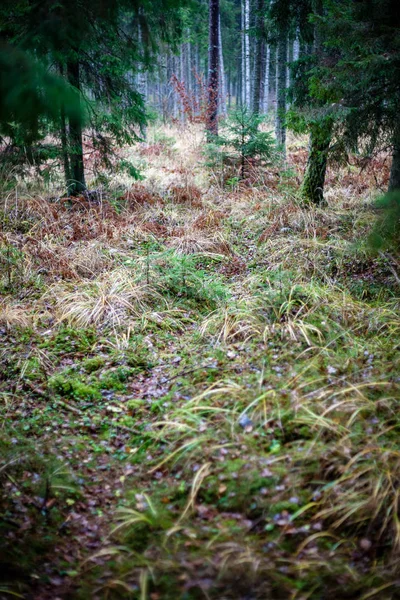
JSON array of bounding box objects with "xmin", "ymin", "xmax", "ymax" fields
[
  {"xmin": 275, "ymin": 28, "xmax": 287, "ymax": 156},
  {"xmin": 252, "ymin": 0, "xmax": 265, "ymax": 116},
  {"xmin": 262, "ymin": 45, "xmax": 270, "ymax": 113},
  {"xmin": 301, "ymin": 121, "xmax": 332, "ymax": 204},
  {"xmin": 206, "ymin": 0, "xmax": 219, "ymax": 138},
  {"xmin": 301, "ymin": 0, "xmax": 332, "ymax": 205},
  {"xmin": 218, "ymin": 14, "xmax": 227, "ymax": 116},
  {"xmin": 389, "ymin": 142, "xmax": 400, "ymax": 192},
  {"xmin": 58, "ymin": 62, "xmax": 71, "ymax": 192},
  {"xmin": 244, "ymin": 0, "xmax": 251, "ymax": 107},
  {"xmin": 66, "ymin": 60, "xmax": 86, "ymax": 195}
]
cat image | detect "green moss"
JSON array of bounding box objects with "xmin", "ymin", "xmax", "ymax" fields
[
  {"xmin": 98, "ymin": 366, "xmax": 137, "ymax": 391},
  {"xmin": 40, "ymin": 327, "xmax": 96, "ymax": 355},
  {"xmin": 82, "ymin": 356, "xmax": 106, "ymax": 373},
  {"xmin": 49, "ymin": 374, "xmax": 101, "ymax": 401}
]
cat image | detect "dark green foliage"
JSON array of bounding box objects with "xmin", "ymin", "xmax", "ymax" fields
[
  {"xmin": 0, "ymin": 0, "xmax": 189, "ymax": 192},
  {"xmin": 0, "ymin": 44, "xmax": 82, "ymax": 146}
]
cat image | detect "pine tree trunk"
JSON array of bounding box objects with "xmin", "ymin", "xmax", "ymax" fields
[
  {"xmin": 287, "ymin": 38, "xmax": 294, "ymax": 89},
  {"xmin": 180, "ymin": 46, "xmax": 185, "ymax": 124},
  {"xmin": 137, "ymin": 21, "xmax": 148, "ymax": 138},
  {"xmin": 275, "ymin": 28, "xmax": 287, "ymax": 156},
  {"xmin": 66, "ymin": 60, "xmax": 85, "ymax": 195},
  {"xmin": 60, "ymin": 104, "xmax": 71, "ymax": 192},
  {"xmin": 244, "ymin": 0, "xmax": 251, "ymax": 107},
  {"xmin": 389, "ymin": 142, "xmax": 400, "ymax": 192},
  {"xmin": 301, "ymin": 0, "xmax": 332, "ymax": 205},
  {"xmin": 293, "ymin": 35, "xmax": 300, "ymax": 62},
  {"xmin": 301, "ymin": 121, "xmax": 332, "ymax": 204},
  {"xmin": 218, "ymin": 14, "xmax": 227, "ymax": 116},
  {"xmin": 252, "ymin": 0, "xmax": 264, "ymax": 115},
  {"xmin": 241, "ymin": 0, "xmax": 246, "ymax": 106},
  {"xmin": 206, "ymin": 0, "xmax": 219, "ymax": 138},
  {"xmin": 262, "ymin": 45, "xmax": 270, "ymax": 113},
  {"xmin": 58, "ymin": 62, "xmax": 71, "ymax": 192}
]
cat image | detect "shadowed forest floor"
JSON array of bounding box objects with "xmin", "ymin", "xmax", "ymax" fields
[{"xmin": 1, "ymin": 124, "xmax": 400, "ymax": 599}]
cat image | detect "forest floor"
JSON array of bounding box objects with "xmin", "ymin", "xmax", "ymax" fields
[{"xmin": 1, "ymin": 124, "xmax": 400, "ymax": 600}]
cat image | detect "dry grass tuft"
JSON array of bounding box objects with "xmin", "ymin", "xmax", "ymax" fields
[
  {"xmin": 51, "ymin": 268, "xmax": 154, "ymax": 328},
  {"xmin": 0, "ymin": 300, "xmax": 32, "ymax": 330}
]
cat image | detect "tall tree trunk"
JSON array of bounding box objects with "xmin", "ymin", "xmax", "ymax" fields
[
  {"xmin": 252, "ymin": 0, "xmax": 265, "ymax": 115},
  {"xmin": 262, "ymin": 45, "xmax": 270, "ymax": 113},
  {"xmin": 60, "ymin": 103, "xmax": 71, "ymax": 192},
  {"xmin": 389, "ymin": 142, "xmax": 400, "ymax": 191},
  {"xmin": 244, "ymin": 0, "xmax": 251, "ymax": 107},
  {"xmin": 66, "ymin": 60, "xmax": 85, "ymax": 195},
  {"xmin": 275, "ymin": 28, "xmax": 287, "ymax": 156},
  {"xmin": 137, "ymin": 21, "xmax": 148, "ymax": 138},
  {"xmin": 241, "ymin": 0, "xmax": 246, "ymax": 106},
  {"xmin": 301, "ymin": 0, "xmax": 332, "ymax": 205},
  {"xmin": 206, "ymin": 0, "xmax": 219, "ymax": 138},
  {"xmin": 287, "ymin": 38, "xmax": 294, "ymax": 89},
  {"xmin": 293, "ymin": 34, "xmax": 300, "ymax": 62},
  {"xmin": 218, "ymin": 14, "xmax": 227, "ymax": 116},
  {"xmin": 58, "ymin": 62, "xmax": 71, "ymax": 192},
  {"xmin": 180, "ymin": 45, "xmax": 185, "ymax": 124}
]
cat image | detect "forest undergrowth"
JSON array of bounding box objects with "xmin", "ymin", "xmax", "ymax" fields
[{"xmin": 1, "ymin": 123, "xmax": 400, "ymax": 600}]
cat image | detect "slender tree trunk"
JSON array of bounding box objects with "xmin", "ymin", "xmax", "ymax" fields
[
  {"xmin": 137, "ymin": 21, "xmax": 148, "ymax": 138},
  {"xmin": 293, "ymin": 34, "xmax": 300, "ymax": 62},
  {"xmin": 58, "ymin": 62, "xmax": 71, "ymax": 192},
  {"xmin": 275, "ymin": 28, "xmax": 287, "ymax": 156},
  {"xmin": 218, "ymin": 14, "xmax": 227, "ymax": 116},
  {"xmin": 241, "ymin": 0, "xmax": 246, "ymax": 106},
  {"xmin": 206, "ymin": 0, "xmax": 219, "ymax": 138},
  {"xmin": 180, "ymin": 45, "xmax": 185, "ymax": 124},
  {"xmin": 287, "ymin": 38, "xmax": 294, "ymax": 89},
  {"xmin": 66, "ymin": 60, "xmax": 85, "ymax": 195},
  {"xmin": 60, "ymin": 103, "xmax": 71, "ymax": 192},
  {"xmin": 262, "ymin": 45, "xmax": 270, "ymax": 113},
  {"xmin": 389, "ymin": 142, "xmax": 400, "ymax": 191},
  {"xmin": 253, "ymin": 0, "xmax": 265, "ymax": 115},
  {"xmin": 244, "ymin": 0, "xmax": 251, "ymax": 107}
]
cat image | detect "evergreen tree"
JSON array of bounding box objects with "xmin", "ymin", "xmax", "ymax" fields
[
  {"xmin": 318, "ymin": 0, "xmax": 400, "ymax": 193},
  {"xmin": 0, "ymin": 0, "xmax": 188, "ymax": 193}
]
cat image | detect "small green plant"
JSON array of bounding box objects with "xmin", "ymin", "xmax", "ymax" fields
[{"xmin": 207, "ymin": 107, "xmax": 277, "ymax": 181}]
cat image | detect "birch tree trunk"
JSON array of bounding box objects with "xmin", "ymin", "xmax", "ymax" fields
[{"xmin": 206, "ymin": 0, "xmax": 219, "ymax": 137}]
